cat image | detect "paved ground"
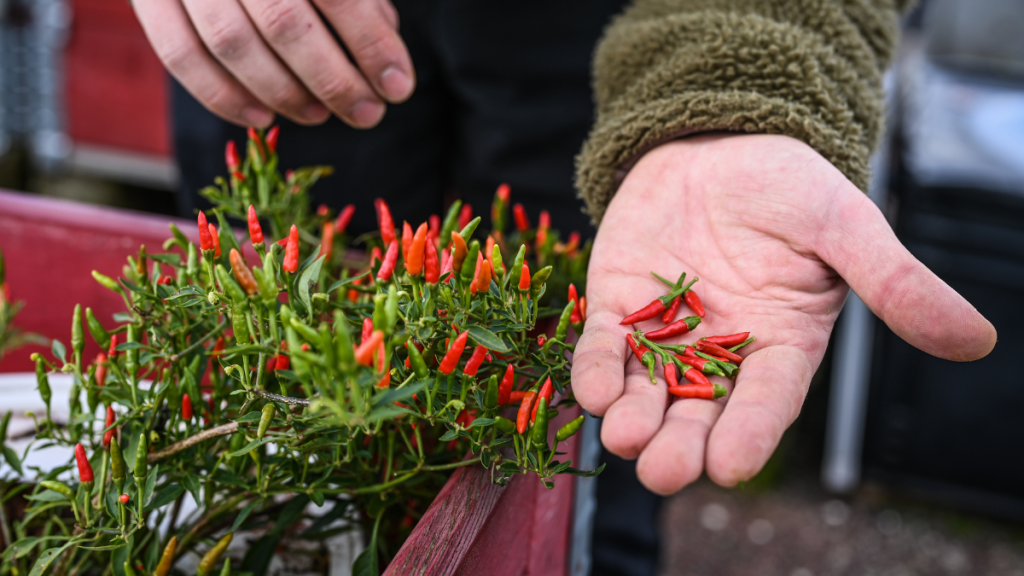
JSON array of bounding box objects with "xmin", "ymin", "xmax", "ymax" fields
[{"xmin": 659, "ymin": 471, "xmax": 1024, "ymax": 576}]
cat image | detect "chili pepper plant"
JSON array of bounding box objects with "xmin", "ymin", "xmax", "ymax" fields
[{"xmin": 0, "ymin": 129, "xmax": 600, "ymax": 576}]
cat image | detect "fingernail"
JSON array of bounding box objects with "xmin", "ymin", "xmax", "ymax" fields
[
  {"xmin": 348, "ymin": 100, "xmax": 385, "ymax": 128},
  {"xmin": 303, "ymin": 102, "xmax": 329, "ymax": 123},
  {"xmin": 242, "ymin": 107, "xmax": 273, "ymax": 128},
  {"xmin": 379, "ymin": 67, "xmax": 413, "ymax": 102}
]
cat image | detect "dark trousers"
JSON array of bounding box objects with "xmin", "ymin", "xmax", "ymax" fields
[{"xmin": 171, "ymin": 2, "xmax": 660, "ymax": 574}]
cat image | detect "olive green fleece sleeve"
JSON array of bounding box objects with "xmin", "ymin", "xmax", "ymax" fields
[{"xmin": 576, "ymin": 0, "xmax": 912, "ymax": 223}]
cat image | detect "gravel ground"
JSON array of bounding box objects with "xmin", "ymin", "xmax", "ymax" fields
[{"xmin": 659, "ymin": 477, "xmax": 1024, "ymax": 576}]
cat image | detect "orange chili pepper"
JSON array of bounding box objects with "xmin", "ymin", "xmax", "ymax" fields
[
  {"xmin": 354, "ymin": 330, "xmax": 385, "ymax": 366},
  {"xmin": 320, "ymin": 220, "xmax": 334, "ymax": 262},
  {"xmin": 229, "ymin": 249, "xmax": 259, "ymax": 296},
  {"xmin": 406, "ymin": 222, "xmax": 428, "ymax": 275},
  {"xmin": 516, "ymin": 391, "xmax": 537, "ymax": 434},
  {"xmin": 283, "ymin": 225, "xmax": 299, "ymax": 273},
  {"xmin": 401, "ymin": 221, "xmax": 413, "ymax": 263},
  {"xmin": 450, "ymin": 232, "xmax": 468, "ymax": 272}
]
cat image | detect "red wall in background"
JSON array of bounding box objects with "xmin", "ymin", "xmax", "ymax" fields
[{"xmin": 65, "ymin": 0, "xmax": 170, "ymax": 156}]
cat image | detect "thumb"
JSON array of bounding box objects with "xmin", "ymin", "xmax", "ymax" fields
[{"xmin": 817, "ymin": 185, "xmax": 996, "ymax": 361}]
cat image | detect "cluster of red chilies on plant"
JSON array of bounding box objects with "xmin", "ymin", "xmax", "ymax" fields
[{"xmin": 622, "ymin": 272, "xmax": 755, "ymax": 399}]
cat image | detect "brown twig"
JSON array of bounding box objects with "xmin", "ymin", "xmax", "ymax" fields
[
  {"xmin": 251, "ymin": 387, "xmax": 311, "ymax": 407},
  {"xmin": 147, "ymin": 422, "xmax": 238, "ymax": 463}
]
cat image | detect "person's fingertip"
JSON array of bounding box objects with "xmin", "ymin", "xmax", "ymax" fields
[
  {"xmin": 950, "ymin": 313, "xmax": 997, "ymax": 361},
  {"xmin": 379, "ymin": 66, "xmax": 414, "ymax": 103},
  {"xmin": 242, "ymin": 106, "xmax": 274, "ymax": 128},
  {"xmin": 348, "ymin": 99, "xmax": 386, "ymax": 128},
  {"xmin": 300, "ymin": 102, "xmax": 330, "ymax": 125}
]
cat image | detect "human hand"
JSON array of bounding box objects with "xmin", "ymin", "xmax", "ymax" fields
[
  {"xmin": 134, "ymin": 0, "xmax": 414, "ymax": 129},
  {"xmin": 572, "ymin": 133, "xmax": 996, "ymax": 495}
]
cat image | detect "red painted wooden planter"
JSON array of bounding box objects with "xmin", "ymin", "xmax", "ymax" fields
[{"xmin": 0, "ymin": 190, "xmax": 581, "ymax": 575}]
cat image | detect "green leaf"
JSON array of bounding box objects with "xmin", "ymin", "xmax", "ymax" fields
[
  {"xmin": 370, "ymin": 380, "xmax": 428, "ymax": 407},
  {"xmin": 3, "ymin": 444, "xmax": 24, "ymax": 475},
  {"xmin": 352, "ymin": 507, "xmax": 384, "ymax": 576},
  {"xmin": 234, "ymin": 411, "xmax": 265, "ymax": 423},
  {"xmin": 295, "ymin": 255, "xmax": 326, "ymax": 316},
  {"xmin": 326, "ymin": 271, "xmax": 370, "ymax": 294},
  {"xmin": 104, "ymin": 487, "xmax": 119, "ymax": 519},
  {"xmin": 51, "ymin": 340, "xmax": 66, "ymax": 363},
  {"xmin": 229, "ymin": 500, "xmax": 258, "ymax": 533},
  {"xmin": 24, "ymin": 490, "xmax": 68, "ymax": 502},
  {"xmin": 79, "ymin": 542, "xmax": 128, "ymax": 551},
  {"xmin": 564, "ymin": 463, "xmax": 606, "ymax": 477},
  {"xmin": 144, "ymin": 466, "xmax": 158, "ymax": 504},
  {"xmin": 467, "ymin": 418, "xmax": 495, "ymax": 429},
  {"xmin": 147, "ymin": 253, "xmax": 182, "ymax": 267},
  {"xmin": 268, "ymin": 494, "xmax": 309, "ymax": 537},
  {"xmin": 309, "ymin": 490, "xmax": 325, "ymax": 507},
  {"xmin": 29, "ymin": 542, "xmax": 75, "ymax": 576},
  {"xmin": 465, "ymin": 326, "xmax": 510, "ymax": 353},
  {"xmin": 120, "ymin": 279, "xmax": 147, "ymax": 293},
  {"xmin": 144, "ymin": 483, "xmax": 184, "ymax": 512},
  {"xmin": 165, "ymin": 286, "xmax": 204, "ymax": 300},
  {"xmin": 438, "ymin": 429, "xmax": 458, "ymax": 442},
  {"xmin": 182, "ymin": 474, "xmax": 202, "ymax": 507},
  {"xmin": 114, "ymin": 342, "xmax": 147, "ymax": 351},
  {"xmin": 111, "ymin": 533, "xmax": 133, "ymax": 576},
  {"xmin": 228, "ymin": 436, "xmax": 274, "ymax": 457}
]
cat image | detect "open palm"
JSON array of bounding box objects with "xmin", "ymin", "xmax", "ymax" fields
[{"xmin": 572, "ymin": 133, "xmax": 996, "ymax": 495}]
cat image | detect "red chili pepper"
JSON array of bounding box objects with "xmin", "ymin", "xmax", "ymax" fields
[
  {"xmin": 107, "ymin": 335, "xmax": 118, "ymax": 359},
  {"xmin": 370, "ymin": 246, "xmax": 383, "ymax": 267},
  {"xmin": 75, "ymin": 443, "xmax": 94, "ymax": 482},
  {"xmin": 683, "ymin": 367, "xmax": 711, "ymax": 386},
  {"xmin": 512, "ymin": 203, "xmax": 530, "ymax": 232},
  {"xmin": 665, "ymin": 364, "xmax": 679, "ymax": 387},
  {"xmin": 458, "ymin": 204, "xmax": 473, "ymax": 230},
  {"xmin": 157, "ymin": 276, "xmax": 173, "ymax": 286},
  {"xmin": 335, "ymin": 204, "xmax": 356, "ymax": 235},
  {"xmin": 375, "ymin": 198, "xmax": 397, "ymax": 245},
  {"xmin": 625, "ymin": 334, "xmax": 650, "ymax": 361},
  {"xmin": 579, "ymin": 296, "xmax": 588, "ymax": 321},
  {"xmin": 516, "ymin": 391, "xmax": 537, "ymax": 434},
  {"xmin": 440, "ymin": 246, "xmax": 454, "ymax": 283},
  {"xmin": 644, "ymin": 316, "xmax": 701, "ymax": 341},
  {"xmin": 565, "ymin": 231, "xmax": 580, "ymax": 256},
  {"xmin": 536, "ymin": 334, "xmax": 546, "ymax": 347},
  {"xmin": 361, "ymin": 318, "xmax": 374, "ymax": 343},
  {"xmin": 536, "ymin": 210, "xmax": 550, "ymax": 249},
  {"xmin": 375, "ymin": 340, "xmax": 390, "ymax": 388},
  {"xmin": 119, "ymin": 494, "xmax": 130, "ymax": 504},
  {"xmin": 662, "ymin": 295, "xmax": 681, "ymax": 324},
  {"xmin": 694, "ymin": 340, "xmax": 744, "ymax": 364},
  {"xmin": 568, "ymin": 284, "xmax": 581, "ymax": 323},
  {"xmin": 376, "ymin": 241, "xmax": 399, "ymax": 282},
  {"xmin": 439, "ymin": 331, "xmax": 469, "ymax": 375},
  {"xmin": 102, "ymin": 406, "xmax": 116, "ymax": 447},
  {"xmin": 406, "ymin": 222, "xmax": 428, "ymax": 276},
  {"xmin": 232, "ymin": 170, "xmax": 246, "ymax": 182},
  {"xmin": 498, "ymin": 364, "xmax": 514, "ymax": 405},
  {"xmin": 518, "ymin": 263, "xmax": 531, "ymax": 292},
  {"xmin": 429, "ymin": 214, "xmax": 440, "ymax": 235},
  {"xmin": 401, "ymin": 221, "xmax": 413, "ymax": 263},
  {"xmin": 283, "ymin": 224, "xmax": 300, "ymax": 273},
  {"xmin": 684, "ymin": 290, "xmax": 705, "ymax": 318},
  {"xmin": 463, "ymin": 345, "xmax": 488, "ymax": 376},
  {"xmin": 531, "ymin": 377, "xmax": 553, "ymax": 423},
  {"xmin": 95, "ymin": 352, "xmax": 107, "ymax": 386},
  {"xmin": 668, "ymin": 385, "xmax": 716, "ymax": 399},
  {"xmin": 245, "ymin": 205, "xmax": 264, "ymax": 245},
  {"xmin": 321, "ymin": 220, "xmax": 335, "ymax": 262},
  {"xmin": 182, "ymin": 394, "xmax": 193, "ymax": 421},
  {"xmin": 225, "ymin": 140, "xmax": 240, "ymax": 171},
  {"xmin": 684, "ymin": 346, "xmax": 697, "ymax": 358},
  {"xmin": 265, "ymin": 125, "xmax": 279, "ymax": 153},
  {"xmin": 509, "ymin": 390, "xmax": 528, "ymax": 403},
  {"xmin": 355, "ymin": 330, "xmax": 385, "ymax": 366},
  {"xmin": 703, "ymin": 333, "xmax": 751, "ymax": 347},
  {"xmin": 266, "ymin": 357, "xmax": 277, "ymax": 372},
  {"xmin": 674, "ymin": 354, "xmax": 707, "ymax": 372},
  {"xmin": 198, "ymin": 211, "xmax": 213, "ymax": 252},
  {"xmin": 247, "ymin": 127, "xmax": 266, "ymax": 159},
  {"xmin": 424, "ymin": 240, "xmax": 440, "ymax": 284},
  {"xmin": 620, "ymin": 299, "xmax": 667, "ymax": 325},
  {"xmin": 470, "ymin": 252, "xmax": 488, "ymax": 295},
  {"xmin": 496, "ymin": 183, "xmax": 510, "ymax": 203},
  {"xmin": 208, "ymin": 223, "xmax": 221, "ymax": 258},
  {"xmin": 212, "ymin": 337, "xmax": 225, "ymax": 356}
]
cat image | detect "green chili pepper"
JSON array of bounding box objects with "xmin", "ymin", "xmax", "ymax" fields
[
  {"xmin": 494, "ymin": 416, "xmax": 516, "ymax": 434},
  {"xmin": 110, "ymin": 439, "xmax": 126, "ymax": 483},
  {"xmin": 231, "ymin": 301, "xmax": 250, "ymax": 346},
  {"xmin": 530, "ymin": 397, "xmax": 549, "ymax": 447},
  {"xmin": 555, "ymin": 301, "xmax": 574, "ymax": 343},
  {"xmin": 508, "ymin": 245, "xmax": 526, "ymax": 288},
  {"xmin": 641, "ymin": 351, "xmax": 657, "ymax": 385},
  {"xmin": 289, "ymin": 318, "xmax": 319, "ymax": 344},
  {"xmin": 459, "ymin": 216, "xmax": 481, "ymax": 241},
  {"xmin": 40, "ymin": 480, "xmax": 75, "ymax": 500},
  {"xmin": 0, "ymin": 411, "xmax": 10, "ymax": 444},
  {"xmin": 134, "ymin": 431, "xmax": 148, "ymax": 480},
  {"xmin": 490, "ymin": 244, "xmax": 503, "ymax": 277},
  {"xmin": 483, "ymin": 374, "xmax": 500, "ymax": 410},
  {"xmin": 70, "ymin": 304, "xmax": 84, "ymax": 360},
  {"xmin": 372, "ymin": 294, "xmax": 387, "ymax": 332},
  {"xmin": 186, "ymin": 243, "xmax": 199, "ymax": 282},
  {"xmin": 406, "ymin": 341, "xmax": 428, "ymax": 379},
  {"xmin": 125, "ymin": 325, "xmax": 139, "ymax": 378},
  {"xmin": 461, "ymin": 241, "xmax": 480, "ymax": 283},
  {"xmin": 91, "ymin": 270, "xmax": 123, "ymax": 294},
  {"xmin": 556, "ymin": 415, "xmax": 585, "ymax": 442},
  {"xmin": 216, "ymin": 265, "xmax": 246, "ymax": 303},
  {"xmin": 333, "ymin": 310, "xmax": 354, "ymax": 372},
  {"xmin": 257, "ymin": 404, "xmax": 275, "ymax": 439},
  {"xmin": 124, "ymin": 562, "xmax": 138, "ymax": 576},
  {"xmin": 261, "ymin": 251, "xmax": 279, "ymax": 303},
  {"xmin": 35, "ymin": 356, "xmax": 51, "ymax": 407},
  {"xmin": 219, "ymin": 558, "xmax": 232, "ymax": 576},
  {"xmin": 197, "ymin": 533, "xmax": 233, "ymax": 576},
  {"xmin": 530, "ymin": 266, "xmax": 553, "ymax": 291},
  {"xmin": 439, "ymin": 200, "xmax": 462, "ymax": 247},
  {"xmin": 384, "ymin": 285, "xmax": 398, "ymax": 334},
  {"xmin": 84, "ymin": 307, "xmax": 110, "ymax": 348}
]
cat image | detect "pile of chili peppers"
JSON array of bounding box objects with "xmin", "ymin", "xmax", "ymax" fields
[
  {"xmin": 621, "ymin": 272, "xmax": 755, "ymax": 399},
  {"xmin": 1, "ymin": 128, "xmax": 598, "ymax": 576}
]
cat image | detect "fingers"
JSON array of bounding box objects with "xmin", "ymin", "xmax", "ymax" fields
[
  {"xmin": 239, "ymin": 0, "xmax": 387, "ymax": 128},
  {"xmin": 817, "ymin": 185, "xmax": 996, "ymax": 361},
  {"xmin": 599, "ymin": 362, "xmax": 669, "ymax": 460},
  {"xmin": 180, "ymin": 0, "xmax": 330, "ymax": 125},
  {"xmin": 636, "ymin": 396, "xmax": 722, "ymax": 495},
  {"xmin": 704, "ymin": 345, "xmax": 812, "ymax": 487},
  {"xmin": 571, "ymin": 311, "xmax": 630, "ymax": 417},
  {"xmin": 134, "ymin": 0, "xmax": 275, "ymax": 127},
  {"xmin": 315, "ymin": 0, "xmax": 415, "ymax": 103}
]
